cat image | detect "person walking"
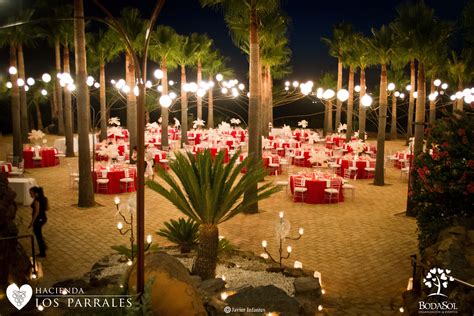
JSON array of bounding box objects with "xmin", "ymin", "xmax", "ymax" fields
[{"xmin": 28, "ymin": 187, "xmax": 48, "ymax": 257}]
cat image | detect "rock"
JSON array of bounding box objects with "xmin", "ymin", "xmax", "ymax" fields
[
  {"xmin": 266, "ymin": 266, "xmax": 285, "ymax": 273},
  {"xmin": 90, "ymin": 273, "xmax": 124, "ymax": 288},
  {"xmin": 199, "ymin": 278, "xmax": 226, "ymax": 293},
  {"xmin": 293, "ymin": 277, "xmax": 321, "ymax": 297},
  {"xmin": 225, "ymin": 285, "xmax": 301, "ymax": 315},
  {"xmin": 189, "ymin": 275, "xmax": 202, "ymax": 287},
  {"xmin": 128, "ymin": 251, "xmax": 206, "ymax": 316}
]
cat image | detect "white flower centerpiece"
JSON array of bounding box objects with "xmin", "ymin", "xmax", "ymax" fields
[
  {"xmin": 98, "ymin": 144, "xmax": 119, "ymax": 164},
  {"xmin": 230, "ymin": 118, "xmax": 241, "ymax": 128},
  {"xmin": 337, "ymin": 123, "xmax": 347, "ymax": 135},
  {"xmin": 193, "ymin": 118, "xmax": 205, "ymax": 130},
  {"xmin": 28, "ymin": 130, "xmax": 46, "ymax": 146}
]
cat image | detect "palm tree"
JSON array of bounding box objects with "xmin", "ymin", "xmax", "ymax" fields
[
  {"xmin": 365, "ymin": 25, "xmax": 394, "ymax": 186},
  {"xmin": 74, "ymin": 0, "xmax": 95, "ymax": 207},
  {"xmin": 447, "ymin": 50, "xmax": 473, "ymax": 112},
  {"xmin": 318, "ymin": 72, "xmax": 337, "ymax": 135},
  {"xmin": 147, "ymin": 150, "xmax": 278, "ymax": 280},
  {"xmin": 175, "ymin": 34, "xmax": 198, "ymax": 146},
  {"xmin": 387, "ymin": 63, "xmax": 408, "ymax": 140},
  {"xmin": 61, "ymin": 21, "xmax": 75, "ymax": 157},
  {"xmin": 322, "ymin": 23, "xmax": 354, "ymax": 130},
  {"xmin": 87, "ymin": 30, "xmax": 121, "ymax": 141},
  {"xmin": 341, "ymin": 32, "xmax": 359, "ymax": 141},
  {"xmin": 191, "ymin": 33, "xmax": 213, "ymax": 121},
  {"xmin": 149, "ymin": 25, "xmax": 180, "ymax": 150}
]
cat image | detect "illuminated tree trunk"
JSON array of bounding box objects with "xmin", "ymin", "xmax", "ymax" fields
[
  {"xmin": 197, "ymin": 59, "xmax": 202, "ymax": 120},
  {"xmin": 268, "ymin": 67, "xmax": 274, "ymax": 128},
  {"xmin": 390, "ymin": 92, "xmax": 397, "ymax": 140},
  {"xmin": 63, "ymin": 43, "xmax": 75, "ymax": 157},
  {"xmin": 358, "ymin": 68, "xmax": 366, "ymax": 140},
  {"xmin": 55, "ymin": 39, "xmax": 64, "ymax": 135},
  {"xmin": 406, "ymin": 60, "xmax": 415, "ymax": 144},
  {"xmin": 374, "ymin": 64, "xmax": 388, "ymax": 186},
  {"xmin": 10, "ymin": 44, "xmax": 22, "ymax": 159},
  {"xmin": 207, "ymin": 76, "xmax": 214, "ymax": 128},
  {"xmin": 160, "ymin": 58, "xmax": 169, "ymax": 149},
  {"xmin": 413, "ymin": 62, "xmax": 426, "ymax": 156},
  {"xmin": 456, "ymin": 82, "xmax": 463, "ymax": 111},
  {"xmin": 35, "ymin": 103, "xmax": 44, "ymax": 130},
  {"xmin": 346, "ymin": 65, "xmax": 354, "ymax": 141},
  {"xmin": 99, "ymin": 62, "xmax": 107, "ymax": 141},
  {"xmin": 17, "ymin": 44, "xmax": 29, "ymax": 144},
  {"xmin": 125, "ymin": 52, "xmax": 137, "ymax": 157},
  {"xmin": 429, "ymin": 76, "xmax": 436, "ymax": 124},
  {"xmin": 335, "ymin": 56, "xmax": 342, "ymax": 130},
  {"xmin": 180, "ymin": 65, "xmax": 188, "ymax": 146}
]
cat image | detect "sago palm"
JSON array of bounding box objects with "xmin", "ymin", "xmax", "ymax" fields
[{"xmin": 147, "ymin": 150, "xmax": 279, "ymax": 280}]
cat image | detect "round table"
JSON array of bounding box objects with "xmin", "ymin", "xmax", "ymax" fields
[
  {"xmin": 23, "ymin": 148, "xmax": 59, "ymax": 169},
  {"xmin": 290, "ymin": 174, "xmax": 344, "ymax": 204},
  {"xmin": 194, "ymin": 146, "xmax": 229, "ymax": 163},
  {"xmin": 338, "ymin": 158, "xmax": 375, "ymax": 179},
  {"xmin": 92, "ymin": 166, "xmax": 137, "ymax": 194}
]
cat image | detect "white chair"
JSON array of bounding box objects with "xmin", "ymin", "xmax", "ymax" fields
[
  {"xmin": 268, "ymin": 156, "xmax": 280, "ymax": 176},
  {"xmin": 120, "ymin": 168, "xmax": 135, "ymax": 192},
  {"xmin": 158, "ymin": 152, "xmax": 169, "ymax": 170},
  {"xmin": 328, "ymin": 158, "xmax": 341, "ymax": 176},
  {"xmin": 67, "ymin": 163, "xmax": 79, "ymax": 188},
  {"xmin": 293, "ymin": 151, "xmax": 306, "ymax": 167},
  {"xmin": 364, "ymin": 160, "xmax": 376, "ymax": 179},
  {"xmin": 293, "ymin": 176, "xmax": 308, "ymax": 202},
  {"xmin": 342, "ymin": 169, "xmax": 356, "ymax": 199},
  {"xmin": 54, "ymin": 149, "xmax": 66, "ymax": 164},
  {"xmin": 279, "ymin": 158, "xmax": 289, "ymax": 174},
  {"xmin": 33, "ymin": 148, "xmax": 42, "ymax": 168},
  {"xmin": 324, "ymin": 179, "xmax": 340, "ymax": 203},
  {"xmin": 348, "ymin": 160, "xmax": 358, "ymax": 178},
  {"xmin": 401, "ymin": 163, "xmax": 410, "ymax": 180},
  {"xmin": 96, "ymin": 170, "xmax": 110, "ymax": 194},
  {"xmin": 274, "ymin": 171, "xmax": 289, "ymax": 195},
  {"xmin": 9, "ymin": 161, "xmax": 24, "ymax": 177}
]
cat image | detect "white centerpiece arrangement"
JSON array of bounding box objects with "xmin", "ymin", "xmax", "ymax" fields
[
  {"xmin": 337, "ymin": 123, "xmax": 347, "ymax": 134},
  {"xmin": 193, "ymin": 118, "xmax": 206, "ymax": 129},
  {"xmin": 108, "ymin": 117, "xmax": 121, "ymax": 126},
  {"xmin": 28, "ymin": 129, "xmax": 46, "ymax": 146}
]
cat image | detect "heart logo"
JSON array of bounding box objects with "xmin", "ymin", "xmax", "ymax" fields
[{"xmin": 6, "ymin": 283, "xmax": 33, "ymax": 310}]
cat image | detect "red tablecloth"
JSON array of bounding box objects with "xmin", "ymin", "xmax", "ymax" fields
[
  {"xmin": 92, "ymin": 167, "xmax": 137, "ymax": 194},
  {"xmin": 194, "ymin": 146, "xmax": 229, "ymax": 163},
  {"xmin": 154, "ymin": 151, "xmax": 168, "ymax": 163},
  {"xmin": 23, "ymin": 148, "xmax": 59, "ymax": 169},
  {"xmin": 290, "ymin": 174, "xmax": 344, "ymax": 204},
  {"xmin": 239, "ymin": 154, "xmax": 280, "ymax": 174},
  {"xmin": 292, "ymin": 149, "xmax": 312, "ymax": 168},
  {"xmin": 231, "ymin": 130, "xmax": 246, "ymax": 142},
  {"xmin": 338, "ymin": 158, "xmax": 375, "ymax": 179},
  {"xmin": 342, "ymin": 143, "xmax": 376, "ymax": 154},
  {"xmin": 1, "ymin": 163, "xmax": 12, "ymax": 175},
  {"xmin": 293, "ymin": 131, "xmax": 309, "ymax": 142},
  {"xmin": 188, "ymin": 132, "xmax": 202, "ymax": 145}
]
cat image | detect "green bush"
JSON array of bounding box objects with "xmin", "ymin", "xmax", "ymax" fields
[
  {"xmin": 157, "ymin": 218, "xmax": 199, "ymax": 253},
  {"xmin": 218, "ymin": 237, "xmax": 236, "ymax": 256},
  {"xmin": 412, "ymin": 108, "xmax": 474, "ymax": 252}
]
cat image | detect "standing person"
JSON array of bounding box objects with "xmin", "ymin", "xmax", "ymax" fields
[{"xmin": 28, "ymin": 187, "xmax": 48, "ymax": 257}]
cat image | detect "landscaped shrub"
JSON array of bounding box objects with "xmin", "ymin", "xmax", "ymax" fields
[
  {"xmin": 156, "ymin": 218, "xmax": 200, "ymax": 253},
  {"xmin": 411, "ymin": 108, "xmax": 474, "ymax": 252}
]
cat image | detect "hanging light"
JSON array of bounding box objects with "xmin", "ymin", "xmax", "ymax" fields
[
  {"xmin": 145, "ymin": 80, "xmax": 152, "ymax": 88},
  {"xmin": 231, "ymin": 88, "xmax": 239, "ymax": 97},
  {"xmin": 8, "ymin": 66, "xmax": 17, "ymax": 75},
  {"xmin": 42, "ymin": 73, "xmax": 51, "ymax": 83},
  {"xmin": 133, "ymin": 86, "xmax": 139, "ymax": 96},
  {"xmin": 157, "ymin": 85, "xmax": 163, "ymax": 92},
  {"xmin": 86, "ymin": 76, "xmax": 94, "ymax": 86},
  {"xmin": 399, "ymin": 93, "xmax": 405, "ymax": 99},
  {"xmin": 354, "ymin": 85, "xmax": 361, "ymax": 92},
  {"xmin": 238, "ymin": 83, "xmax": 245, "ymax": 90},
  {"xmin": 405, "ymin": 84, "xmax": 412, "ymax": 91},
  {"xmin": 5, "ymin": 81, "xmax": 12, "ymax": 89},
  {"xmin": 336, "ymin": 89, "xmax": 349, "ymax": 102},
  {"xmin": 394, "ymin": 91, "xmax": 400, "ymax": 97},
  {"xmin": 455, "ymin": 91, "xmax": 463, "ymax": 99},
  {"xmin": 215, "ymin": 74, "xmax": 223, "ymax": 81},
  {"xmin": 24, "ymin": 85, "xmax": 29, "ymax": 91},
  {"xmin": 361, "ymin": 94, "xmax": 373, "ymax": 107},
  {"xmin": 197, "ymin": 88, "xmax": 206, "ymax": 97},
  {"xmin": 200, "ymin": 81, "xmax": 209, "ymax": 90},
  {"xmin": 322, "ymin": 89, "xmax": 335, "ymax": 100},
  {"xmin": 159, "ymin": 95, "xmax": 172, "ymax": 108},
  {"xmin": 441, "ymin": 83, "xmax": 448, "ymax": 90},
  {"xmin": 17, "ymin": 78, "xmax": 25, "ymax": 87},
  {"xmin": 153, "ymin": 69, "xmax": 163, "ymax": 79},
  {"xmin": 111, "ymin": 79, "xmax": 116, "ymax": 85},
  {"xmin": 285, "ymin": 81, "xmax": 290, "ymax": 87},
  {"xmin": 428, "ymin": 93, "xmax": 436, "ymax": 101},
  {"xmin": 41, "ymin": 89, "xmax": 48, "ymax": 96},
  {"xmin": 169, "ymin": 80, "xmax": 174, "ymax": 86},
  {"xmin": 169, "ymin": 92, "xmax": 177, "ymax": 99},
  {"xmin": 300, "ymin": 83, "xmax": 311, "ymax": 95},
  {"xmin": 292, "ymin": 81, "xmax": 299, "ymax": 88},
  {"xmin": 316, "ymin": 88, "xmax": 324, "ymax": 99},
  {"xmin": 462, "ymin": 88, "xmax": 471, "ymax": 97},
  {"xmin": 221, "ymin": 87, "xmax": 228, "ymax": 94},
  {"xmin": 449, "ymin": 95, "xmax": 456, "ymax": 101},
  {"xmin": 387, "ymin": 83, "xmax": 395, "ymax": 91},
  {"xmin": 67, "ymin": 83, "xmax": 76, "ymax": 91},
  {"xmin": 122, "ymin": 85, "xmax": 130, "ymax": 93},
  {"xmin": 94, "ymin": 82, "xmax": 100, "ymax": 88},
  {"xmin": 433, "ymin": 79, "xmax": 441, "ymax": 87},
  {"xmin": 284, "ymin": 86, "xmax": 289, "ymax": 91},
  {"xmin": 188, "ymin": 82, "xmax": 198, "ymax": 93},
  {"xmin": 26, "ymin": 77, "xmax": 35, "ymax": 86},
  {"xmin": 413, "ymin": 91, "xmax": 418, "ymax": 99},
  {"xmin": 208, "ymin": 81, "xmax": 215, "ymax": 88},
  {"xmin": 464, "ymin": 94, "xmax": 474, "ymax": 104}
]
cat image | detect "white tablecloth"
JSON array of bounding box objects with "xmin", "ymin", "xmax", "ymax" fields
[
  {"xmin": 8, "ymin": 177, "xmax": 37, "ymax": 206},
  {"xmin": 54, "ymin": 134, "xmax": 96, "ymax": 153}
]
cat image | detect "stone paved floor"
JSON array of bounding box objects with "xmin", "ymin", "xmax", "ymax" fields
[{"xmin": 1, "ymin": 135, "xmax": 417, "ymax": 314}]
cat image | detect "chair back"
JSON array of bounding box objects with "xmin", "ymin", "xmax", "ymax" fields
[
  {"xmin": 100, "ymin": 170, "xmax": 108, "ymax": 178},
  {"xmin": 124, "ymin": 169, "xmax": 130, "ymax": 178},
  {"xmin": 343, "ymin": 168, "xmax": 352, "ymax": 180},
  {"xmin": 294, "ymin": 176, "xmax": 306, "ymax": 187},
  {"xmin": 34, "ymin": 147, "xmax": 40, "ymax": 158}
]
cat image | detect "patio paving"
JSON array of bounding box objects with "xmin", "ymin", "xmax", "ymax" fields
[{"xmin": 1, "ymin": 135, "xmax": 417, "ymax": 314}]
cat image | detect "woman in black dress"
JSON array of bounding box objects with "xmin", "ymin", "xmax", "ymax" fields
[{"xmin": 28, "ymin": 187, "xmax": 48, "ymax": 257}]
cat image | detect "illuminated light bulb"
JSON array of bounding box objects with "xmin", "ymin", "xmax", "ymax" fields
[
  {"xmin": 24, "ymin": 85, "xmax": 29, "ymax": 91},
  {"xmin": 450, "ymin": 95, "xmax": 456, "ymax": 101},
  {"xmin": 197, "ymin": 88, "xmax": 206, "ymax": 97},
  {"xmin": 153, "ymin": 69, "xmax": 163, "ymax": 79},
  {"xmin": 322, "ymin": 89, "xmax": 335, "ymax": 100},
  {"xmin": 86, "ymin": 76, "xmax": 94, "ymax": 86},
  {"xmin": 117, "ymin": 222, "xmax": 123, "ymax": 230},
  {"xmin": 27, "ymin": 77, "xmax": 35, "ymax": 86},
  {"xmin": 354, "ymin": 85, "xmax": 361, "ymax": 92},
  {"xmin": 455, "ymin": 91, "xmax": 463, "ymax": 99},
  {"xmin": 62, "ymin": 289, "xmax": 68, "ymax": 295},
  {"xmin": 183, "ymin": 83, "xmax": 190, "ymax": 92},
  {"xmin": 262, "ymin": 240, "xmax": 267, "ymax": 248},
  {"xmin": 38, "ymin": 305, "xmax": 44, "ymax": 311},
  {"xmin": 159, "ymin": 95, "xmax": 172, "ymax": 108},
  {"xmin": 306, "ymin": 80, "xmax": 314, "ymax": 87},
  {"xmin": 67, "ymin": 84, "xmax": 76, "ymax": 92},
  {"xmin": 222, "ymin": 81, "xmax": 228, "ymax": 88},
  {"xmin": 299, "ymin": 228, "xmax": 304, "ymax": 235},
  {"xmin": 238, "ymin": 83, "xmax": 245, "ymax": 90},
  {"xmin": 6, "ymin": 82, "xmax": 12, "ymax": 89},
  {"xmin": 215, "ymin": 74, "xmax": 223, "ymax": 81},
  {"xmin": 440, "ymin": 91, "xmax": 445, "ymax": 95},
  {"xmin": 294, "ymin": 261, "xmax": 303, "ymax": 269},
  {"xmin": 287, "ymin": 245, "xmax": 292, "ymax": 253},
  {"xmin": 114, "ymin": 196, "xmax": 120, "ymax": 205},
  {"xmin": 318, "ymin": 305, "xmax": 323, "ymax": 311},
  {"xmin": 41, "ymin": 89, "xmax": 48, "ymax": 96},
  {"xmin": 399, "ymin": 307, "xmax": 404, "ymax": 313},
  {"xmin": 127, "ymin": 260, "xmax": 133, "ymax": 266},
  {"xmin": 157, "ymin": 85, "xmax": 163, "ymax": 92},
  {"xmin": 145, "ymin": 80, "xmax": 152, "ymax": 88},
  {"xmin": 387, "ymin": 83, "xmax": 395, "ymax": 91},
  {"xmin": 361, "ymin": 94, "xmax": 373, "ymax": 107},
  {"xmin": 221, "ymin": 87, "xmax": 228, "ymax": 94},
  {"xmin": 399, "ymin": 93, "xmax": 405, "ymax": 99},
  {"xmin": 464, "ymin": 94, "xmax": 474, "ymax": 104},
  {"xmin": 260, "ymin": 253, "xmax": 269, "ymax": 259},
  {"xmin": 116, "ymin": 79, "xmax": 125, "ymax": 89},
  {"xmin": 247, "ymin": 92, "xmax": 250, "ymax": 97},
  {"xmin": 285, "ymin": 81, "xmax": 290, "ymax": 87},
  {"xmin": 57, "ymin": 73, "xmax": 63, "ymax": 79},
  {"xmin": 111, "ymin": 79, "xmax": 116, "ymax": 85},
  {"xmin": 147, "ymin": 235, "xmax": 152, "ymax": 244},
  {"xmin": 434, "ymin": 91, "xmax": 439, "ymax": 97},
  {"xmin": 405, "ymin": 84, "xmax": 412, "ymax": 91},
  {"xmin": 199, "ymin": 81, "xmax": 209, "ymax": 90},
  {"xmin": 94, "ymin": 82, "xmax": 100, "ymax": 88},
  {"xmin": 394, "ymin": 91, "xmax": 400, "ymax": 97},
  {"xmin": 413, "ymin": 91, "xmax": 418, "ymax": 99},
  {"xmin": 441, "ymin": 83, "xmax": 448, "ymax": 90},
  {"xmin": 471, "ymin": 87, "xmax": 474, "ymax": 94},
  {"xmin": 428, "ymin": 93, "xmax": 436, "ymax": 101},
  {"xmin": 433, "ymin": 79, "xmax": 441, "ymax": 87},
  {"xmin": 232, "ymin": 88, "xmax": 239, "ymax": 97},
  {"xmin": 279, "ymin": 211, "xmax": 284, "ymax": 218},
  {"xmin": 17, "ymin": 78, "xmax": 25, "ymax": 87},
  {"xmin": 300, "ymin": 84, "xmax": 311, "ymax": 95},
  {"xmin": 169, "ymin": 80, "xmax": 174, "ymax": 86},
  {"xmin": 208, "ymin": 81, "xmax": 215, "ymax": 88},
  {"xmin": 284, "ymin": 86, "xmax": 289, "ymax": 91},
  {"xmin": 337, "ymin": 89, "xmax": 349, "ymax": 102},
  {"xmin": 31, "ymin": 273, "xmax": 37, "ymax": 279},
  {"xmin": 189, "ymin": 82, "xmax": 198, "ymax": 93},
  {"xmin": 9, "ymin": 66, "xmax": 17, "ymax": 75},
  {"xmin": 220, "ymin": 275, "xmax": 226, "ymax": 281},
  {"xmin": 321, "ymin": 289, "xmax": 326, "ymax": 295},
  {"xmin": 462, "ymin": 88, "xmax": 471, "ymax": 97},
  {"xmin": 133, "ymin": 86, "xmax": 139, "ymax": 96},
  {"xmin": 220, "ymin": 292, "xmax": 228, "ymax": 301},
  {"xmin": 41, "ymin": 73, "xmax": 51, "ymax": 83},
  {"xmin": 122, "ymin": 85, "xmax": 130, "ymax": 94},
  {"xmin": 316, "ymin": 88, "xmax": 324, "ymax": 99},
  {"xmin": 292, "ymin": 81, "xmax": 299, "ymax": 88},
  {"xmin": 169, "ymin": 92, "xmax": 177, "ymax": 99}
]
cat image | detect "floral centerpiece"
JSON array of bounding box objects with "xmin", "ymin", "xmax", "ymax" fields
[
  {"xmin": 28, "ymin": 130, "xmax": 46, "ymax": 146},
  {"xmin": 108, "ymin": 117, "xmax": 120, "ymax": 127},
  {"xmin": 174, "ymin": 117, "xmax": 181, "ymax": 129},
  {"xmin": 230, "ymin": 118, "xmax": 241, "ymax": 128},
  {"xmin": 193, "ymin": 118, "xmax": 205, "ymax": 130},
  {"xmin": 98, "ymin": 144, "xmax": 119, "ymax": 163},
  {"xmin": 308, "ymin": 150, "xmax": 327, "ymax": 167},
  {"xmin": 349, "ymin": 140, "xmax": 366, "ymax": 156},
  {"xmin": 337, "ymin": 123, "xmax": 347, "ymax": 134},
  {"xmin": 297, "ymin": 120, "xmax": 308, "ymax": 129}
]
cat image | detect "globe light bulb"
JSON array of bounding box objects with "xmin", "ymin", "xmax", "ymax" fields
[
  {"xmin": 159, "ymin": 95, "xmax": 172, "ymax": 108},
  {"xmin": 316, "ymin": 88, "xmax": 324, "ymax": 99},
  {"xmin": 183, "ymin": 83, "xmax": 190, "ymax": 92},
  {"xmin": 322, "ymin": 89, "xmax": 335, "ymax": 100},
  {"xmin": 24, "ymin": 85, "xmax": 29, "ymax": 91},
  {"xmin": 354, "ymin": 85, "xmax": 361, "ymax": 92},
  {"xmin": 6, "ymin": 82, "xmax": 12, "ymax": 89},
  {"xmin": 57, "ymin": 73, "xmax": 63, "ymax": 79},
  {"xmin": 215, "ymin": 74, "xmax": 223, "ymax": 81},
  {"xmin": 394, "ymin": 91, "xmax": 400, "ymax": 97},
  {"xmin": 94, "ymin": 82, "xmax": 100, "ymax": 88},
  {"xmin": 169, "ymin": 92, "xmax": 177, "ymax": 99},
  {"xmin": 292, "ymin": 81, "xmax": 299, "ymax": 88},
  {"xmin": 8, "ymin": 66, "xmax": 17, "ymax": 75},
  {"xmin": 133, "ymin": 86, "xmax": 139, "ymax": 96},
  {"xmin": 208, "ymin": 81, "xmax": 215, "ymax": 88},
  {"xmin": 361, "ymin": 94, "xmax": 373, "ymax": 107},
  {"xmin": 122, "ymin": 85, "xmax": 130, "ymax": 94},
  {"xmin": 285, "ymin": 81, "xmax": 290, "ymax": 87},
  {"xmin": 462, "ymin": 88, "xmax": 471, "ymax": 97},
  {"xmin": 455, "ymin": 91, "xmax": 463, "ymax": 99},
  {"xmin": 189, "ymin": 82, "xmax": 198, "ymax": 93},
  {"xmin": 399, "ymin": 93, "xmax": 405, "ymax": 99},
  {"xmin": 299, "ymin": 228, "xmax": 304, "ymax": 235},
  {"xmin": 169, "ymin": 80, "xmax": 174, "ymax": 86},
  {"xmin": 145, "ymin": 80, "xmax": 152, "ymax": 88},
  {"xmin": 279, "ymin": 211, "xmax": 284, "ymax": 218},
  {"xmin": 441, "ymin": 83, "xmax": 448, "ymax": 90},
  {"xmin": 157, "ymin": 85, "xmax": 163, "ymax": 92},
  {"xmin": 17, "ymin": 78, "xmax": 25, "ymax": 87},
  {"xmin": 238, "ymin": 83, "xmax": 245, "ymax": 90},
  {"xmin": 449, "ymin": 95, "xmax": 456, "ymax": 101},
  {"xmin": 67, "ymin": 83, "xmax": 76, "ymax": 91},
  {"xmin": 337, "ymin": 89, "xmax": 349, "ymax": 102},
  {"xmin": 221, "ymin": 87, "xmax": 228, "ymax": 94},
  {"xmin": 433, "ymin": 79, "xmax": 441, "ymax": 87},
  {"xmin": 306, "ymin": 80, "xmax": 314, "ymax": 87},
  {"xmin": 405, "ymin": 84, "xmax": 412, "ymax": 91},
  {"xmin": 464, "ymin": 94, "xmax": 474, "ymax": 104},
  {"xmin": 197, "ymin": 88, "xmax": 206, "ymax": 97},
  {"xmin": 86, "ymin": 76, "xmax": 94, "ymax": 86},
  {"xmin": 27, "ymin": 77, "xmax": 35, "ymax": 86},
  {"xmin": 287, "ymin": 245, "xmax": 292, "ymax": 253},
  {"xmin": 232, "ymin": 88, "xmax": 239, "ymax": 97},
  {"xmin": 262, "ymin": 240, "xmax": 267, "ymax": 248},
  {"xmin": 41, "ymin": 89, "xmax": 47, "ymax": 96},
  {"xmin": 111, "ymin": 79, "xmax": 116, "ymax": 85},
  {"xmin": 428, "ymin": 93, "xmax": 436, "ymax": 101},
  {"xmin": 147, "ymin": 235, "xmax": 152, "ymax": 244},
  {"xmin": 413, "ymin": 91, "xmax": 418, "ymax": 99},
  {"xmin": 117, "ymin": 222, "xmax": 123, "ymax": 230},
  {"xmin": 284, "ymin": 86, "xmax": 289, "ymax": 91},
  {"xmin": 387, "ymin": 83, "xmax": 395, "ymax": 91},
  {"xmin": 154, "ymin": 69, "xmax": 163, "ymax": 79}
]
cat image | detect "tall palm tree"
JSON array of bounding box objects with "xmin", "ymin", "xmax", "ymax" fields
[
  {"xmin": 366, "ymin": 25, "xmax": 394, "ymax": 186},
  {"xmin": 175, "ymin": 34, "xmax": 198, "ymax": 146},
  {"xmin": 61, "ymin": 27, "xmax": 75, "ymax": 157},
  {"xmin": 322, "ymin": 23, "xmax": 354, "ymax": 130},
  {"xmin": 74, "ymin": 0, "xmax": 95, "ymax": 207},
  {"xmin": 318, "ymin": 72, "xmax": 337, "ymax": 135},
  {"xmin": 447, "ymin": 50, "xmax": 473, "ymax": 112},
  {"xmin": 87, "ymin": 30, "xmax": 121, "ymax": 141},
  {"xmin": 190, "ymin": 33, "xmax": 213, "ymax": 120},
  {"xmin": 201, "ymin": 0, "xmax": 282, "ymax": 214},
  {"xmin": 149, "ymin": 25, "xmax": 180, "ymax": 150},
  {"xmin": 341, "ymin": 33, "xmax": 359, "ymax": 141},
  {"xmin": 148, "ymin": 150, "xmax": 278, "ymax": 280},
  {"xmin": 387, "ymin": 63, "xmax": 408, "ymax": 140}
]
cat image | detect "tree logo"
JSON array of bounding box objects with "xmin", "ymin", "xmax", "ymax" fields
[{"xmin": 423, "ymin": 268, "xmax": 454, "ymax": 297}]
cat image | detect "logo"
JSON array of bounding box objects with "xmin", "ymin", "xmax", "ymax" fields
[
  {"xmin": 6, "ymin": 284, "xmax": 33, "ymax": 310},
  {"xmin": 224, "ymin": 306, "xmax": 231, "ymax": 313},
  {"xmin": 423, "ymin": 268, "xmax": 454, "ymax": 297}
]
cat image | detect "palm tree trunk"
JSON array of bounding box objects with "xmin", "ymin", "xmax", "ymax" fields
[
  {"xmin": 17, "ymin": 44, "xmax": 29, "ymax": 144},
  {"xmin": 261, "ymin": 66, "xmax": 268, "ymax": 137},
  {"xmin": 180, "ymin": 65, "xmax": 188, "ymax": 146},
  {"xmin": 35, "ymin": 102, "xmax": 44, "ymax": 130},
  {"xmin": 327, "ymin": 99, "xmax": 333, "ymax": 134},
  {"xmin": 145, "ymin": 111, "xmax": 150, "ymax": 123},
  {"xmin": 374, "ymin": 64, "xmax": 388, "ymax": 186},
  {"xmin": 99, "ymin": 62, "xmax": 107, "ymax": 141},
  {"xmin": 358, "ymin": 68, "xmax": 366, "ymax": 140},
  {"xmin": 55, "ymin": 40, "xmax": 65, "ymax": 135},
  {"xmin": 346, "ymin": 65, "xmax": 354, "ymax": 141},
  {"xmin": 323, "ymin": 100, "xmax": 328, "ymax": 135},
  {"xmin": 191, "ymin": 224, "xmax": 218, "ymax": 280},
  {"xmin": 74, "ymin": 0, "xmax": 95, "ymax": 207},
  {"xmin": 268, "ymin": 68, "xmax": 273, "ymax": 127},
  {"xmin": 243, "ymin": 8, "xmax": 262, "ymax": 214},
  {"xmin": 207, "ymin": 76, "xmax": 214, "ymax": 128},
  {"xmin": 429, "ymin": 76, "xmax": 436, "ymax": 124},
  {"xmin": 335, "ymin": 56, "xmax": 342, "ymax": 129},
  {"xmin": 456, "ymin": 82, "xmax": 463, "ymax": 111},
  {"xmin": 161, "ymin": 58, "xmax": 169, "ymax": 149},
  {"xmin": 413, "ymin": 62, "xmax": 426, "ymax": 156},
  {"xmin": 197, "ymin": 59, "xmax": 202, "ymax": 120},
  {"xmin": 63, "ymin": 43, "xmax": 75, "ymax": 157},
  {"xmin": 406, "ymin": 59, "xmax": 415, "ymax": 144},
  {"xmin": 126, "ymin": 52, "xmax": 137, "ymax": 157},
  {"xmin": 390, "ymin": 92, "xmax": 397, "ymax": 140},
  {"xmin": 10, "ymin": 44, "xmax": 22, "ymax": 159}
]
